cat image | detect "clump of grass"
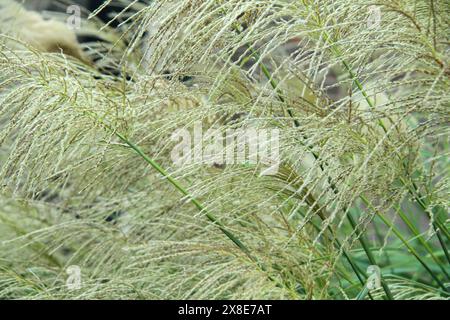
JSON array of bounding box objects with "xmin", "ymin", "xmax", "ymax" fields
[{"xmin": 0, "ymin": 0, "xmax": 448, "ymax": 299}]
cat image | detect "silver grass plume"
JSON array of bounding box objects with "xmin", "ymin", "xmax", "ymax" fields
[{"xmin": 0, "ymin": 0, "xmax": 448, "ymax": 299}]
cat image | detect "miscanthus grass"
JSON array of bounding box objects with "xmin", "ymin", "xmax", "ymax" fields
[{"xmin": 0, "ymin": 0, "xmax": 448, "ymax": 299}]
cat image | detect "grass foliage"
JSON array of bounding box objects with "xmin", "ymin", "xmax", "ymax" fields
[{"xmin": 0, "ymin": 0, "xmax": 448, "ymax": 299}]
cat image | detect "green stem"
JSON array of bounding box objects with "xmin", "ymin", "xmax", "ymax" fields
[
  {"xmin": 396, "ymin": 205, "xmax": 450, "ymax": 279},
  {"xmin": 113, "ymin": 131, "xmax": 306, "ymax": 298},
  {"xmin": 347, "ymin": 210, "xmax": 394, "ymax": 300},
  {"xmin": 294, "ymin": 207, "xmax": 372, "ymax": 297},
  {"xmin": 325, "ymin": 31, "xmax": 450, "ymax": 266},
  {"xmin": 248, "ymin": 44, "xmax": 380, "ymax": 298},
  {"xmin": 361, "ymin": 196, "xmax": 448, "ymax": 292},
  {"xmin": 356, "ymin": 284, "xmax": 370, "ymax": 300},
  {"xmin": 247, "ymin": 46, "xmax": 301, "ymax": 127},
  {"xmin": 113, "ymin": 131, "xmax": 253, "ymax": 259}
]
